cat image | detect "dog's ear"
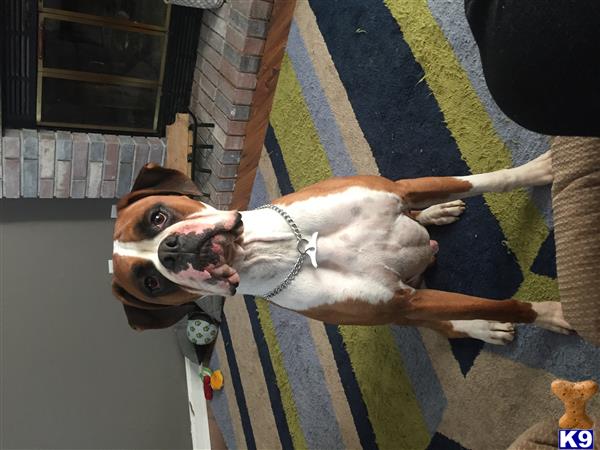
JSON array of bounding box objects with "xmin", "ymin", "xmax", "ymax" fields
[
  {"xmin": 122, "ymin": 303, "xmax": 197, "ymax": 331},
  {"xmin": 117, "ymin": 163, "xmax": 202, "ymax": 210},
  {"xmin": 112, "ymin": 281, "xmax": 197, "ymax": 331},
  {"xmin": 130, "ymin": 163, "xmax": 199, "ymax": 193}
]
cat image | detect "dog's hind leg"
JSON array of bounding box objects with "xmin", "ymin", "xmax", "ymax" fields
[
  {"xmin": 395, "ymin": 317, "xmax": 515, "ymax": 345},
  {"xmin": 446, "ymin": 320, "xmax": 515, "ymax": 345},
  {"xmin": 392, "ymin": 288, "xmax": 573, "ymax": 335},
  {"xmin": 396, "ymin": 151, "xmax": 552, "ymax": 209}
]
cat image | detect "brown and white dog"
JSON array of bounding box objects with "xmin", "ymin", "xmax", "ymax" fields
[{"xmin": 112, "ymin": 151, "xmax": 572, "ymax": 344}]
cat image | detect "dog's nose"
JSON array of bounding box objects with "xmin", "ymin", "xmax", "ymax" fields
[
  {"xmin": 162, "ymin": 234, "xmax": 180, "ymax": 250},
  {"xmin": 158, "ymin": 234, "xmax": 181, "ymax": 271}
]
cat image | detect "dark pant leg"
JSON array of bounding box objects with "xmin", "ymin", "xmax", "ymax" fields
[{"xmin": 465, "ymin": 0, "xmax": 600, "ymax": 137}]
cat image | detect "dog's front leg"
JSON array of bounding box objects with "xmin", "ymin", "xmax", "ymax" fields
[
  {"xmin": 396, "ymin": 151, "xmax": 552, "ymax": 209},
  {"xmin": 395, "ymin": 288, "xmax": 572, "ymax": 334}
]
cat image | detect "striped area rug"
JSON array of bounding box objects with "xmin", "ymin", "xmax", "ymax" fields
[{"xmin": 208, "ymin": 1, "xmax": 600, "ymax": 449}]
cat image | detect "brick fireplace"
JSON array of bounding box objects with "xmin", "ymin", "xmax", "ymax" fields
[
  {"xmin": 0, "ymin": 129, "xmax": 165, "ymax": 198},
  {"xmin": 1, "ymin": 0, "xmax": 295, "ymax": 210}
]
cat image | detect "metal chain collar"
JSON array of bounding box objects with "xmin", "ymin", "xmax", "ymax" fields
[{"xmin": 254, "ymin": 204, "xmax": 315, "ymax": 300}]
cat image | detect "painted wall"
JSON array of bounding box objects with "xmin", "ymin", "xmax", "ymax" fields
[{"xmin": 0, "ymin": 199, "xmax": 192, "ymax": 449}]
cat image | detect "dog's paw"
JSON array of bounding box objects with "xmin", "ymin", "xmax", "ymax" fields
[
  {"xmin": 415, "ymin": 200, "xmax": 466, "ymax": 226},
  {"xmin": 519, "ymin": 150, "xmax": 553, "ymax": 186},
  {"xmin": 450, "ymin": 319, "xmax": 515, "ymax": 345},
  {"xmin": 531, "ymin": 301, "xmax": 574, "ymax": 335}
]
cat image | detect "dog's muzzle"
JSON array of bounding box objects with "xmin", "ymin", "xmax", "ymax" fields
[
  {"xmin": 158, "ymin": 231, "xmax": 220, "ymax": 273},
  {"xmin": 157, "ymin": 213, "xmax": 243, "ymax": 274}
]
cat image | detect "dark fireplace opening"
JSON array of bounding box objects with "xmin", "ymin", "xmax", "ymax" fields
[{"xmin": 1, "ymin": 0, "xmax": 201, "ymax": 135}]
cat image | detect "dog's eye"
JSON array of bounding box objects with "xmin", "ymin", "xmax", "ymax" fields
[
  {"xmin": 144, "ymin": 276, "xmax": 160, "ymax": 292},
  {"xmin": 150, "ymin": 211, "xmax": 168, "ymax": 228}
]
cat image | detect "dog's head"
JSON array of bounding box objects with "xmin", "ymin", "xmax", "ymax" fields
[{"xmin": 111, "ymin": 164, "xmax": 244, "ymax": 330}]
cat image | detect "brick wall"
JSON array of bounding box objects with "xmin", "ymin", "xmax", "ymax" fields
[
  {"xmin": 190, "ymin": 0, "xmax": 273, "ymax": 210},
  {"xmin": 1, "ymin": 129, "xmax": 166, "ymax": 199},
  {"xmin": 1, "ymin": 0, "xmax": 278, "ymax": 204}
]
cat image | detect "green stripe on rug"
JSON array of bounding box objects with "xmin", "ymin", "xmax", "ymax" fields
[
  {"xmin": 340, "ymin": 325, "xmax": 432, "ymax": 449},
  {"xmin": 270, "ymin": 55, "xmax": 333, "ymax": 186},
  {"xmin": 255, "ymin": 299, "xmax": 308, "ymax": 450},
  {"xmin": 384, "ymin": 0, "xmax": 554, "ymax": 297},
  {"xmin": 514, "ymin": 273, "xmax": 559, "ymax": 301},
  {"xmin": 271, "ymin": 53, "xmax": 431, "ymax": 449}
]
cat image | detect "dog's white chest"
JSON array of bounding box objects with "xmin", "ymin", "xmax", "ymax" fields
[{"xmin": 238, "ymin": 187, "xmax": 434, "ymax": 310}]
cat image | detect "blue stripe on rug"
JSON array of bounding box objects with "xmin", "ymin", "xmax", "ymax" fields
[
  {"xmin": 243, "ymin": 295, "xmax": 295, "ymax": 450},
  {"xmin": 529, "ymin": 230, "xmax": 557, "ymax": 279},
  {"xmin": 286, "ymin": 21, "xmax": 355, "ymax": 176},
  {"xmin": 208, "ymin": 350, "xmax": 238, "ymax": 450},
  {"xmin": 486, "ymin": 326, "xmax": 600, "ymax": 383},
  {"xmin": 265, "ymin": 124, "xmax": 294, "ymax": 196},
  {"xmin": 219, "ymin": 314, "xmax": 257, "ymax": 450},
  {"xmin": 325, "ymin": 324, "xmax": 378, "ymax": 450},
  {"xmin": 390, "ymin": 326, "xmax": 447, "ymax": 434},
  {"xmin": 269, "ymin": 304, "xmax": 346, "ymax": 449},
  {"xmin": 248, "ymin": 169, "xmax": 270, "ymax": 210},
  {"xmin": 427, "ymin": 432, "xmax": 470, "ymax": 450}
]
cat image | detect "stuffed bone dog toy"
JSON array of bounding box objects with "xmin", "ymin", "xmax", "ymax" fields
[{"xmin": 111, "ymin": 152, "xmax": 572, "ymax": 344}]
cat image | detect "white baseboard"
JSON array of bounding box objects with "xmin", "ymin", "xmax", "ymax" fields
[{"xmin": 185, "ymin": 358, "xmax": 211, "ymax": 450}]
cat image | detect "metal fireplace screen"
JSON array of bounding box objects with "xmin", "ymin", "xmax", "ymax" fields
[{"xmin": 1, "ymin": 0, "xmax": 202, "ymax": 135}]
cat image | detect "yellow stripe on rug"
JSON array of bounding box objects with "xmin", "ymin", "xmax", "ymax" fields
[{"xmin": 271, "ymin": 53, "xmax": 431, "ymax": 450}]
